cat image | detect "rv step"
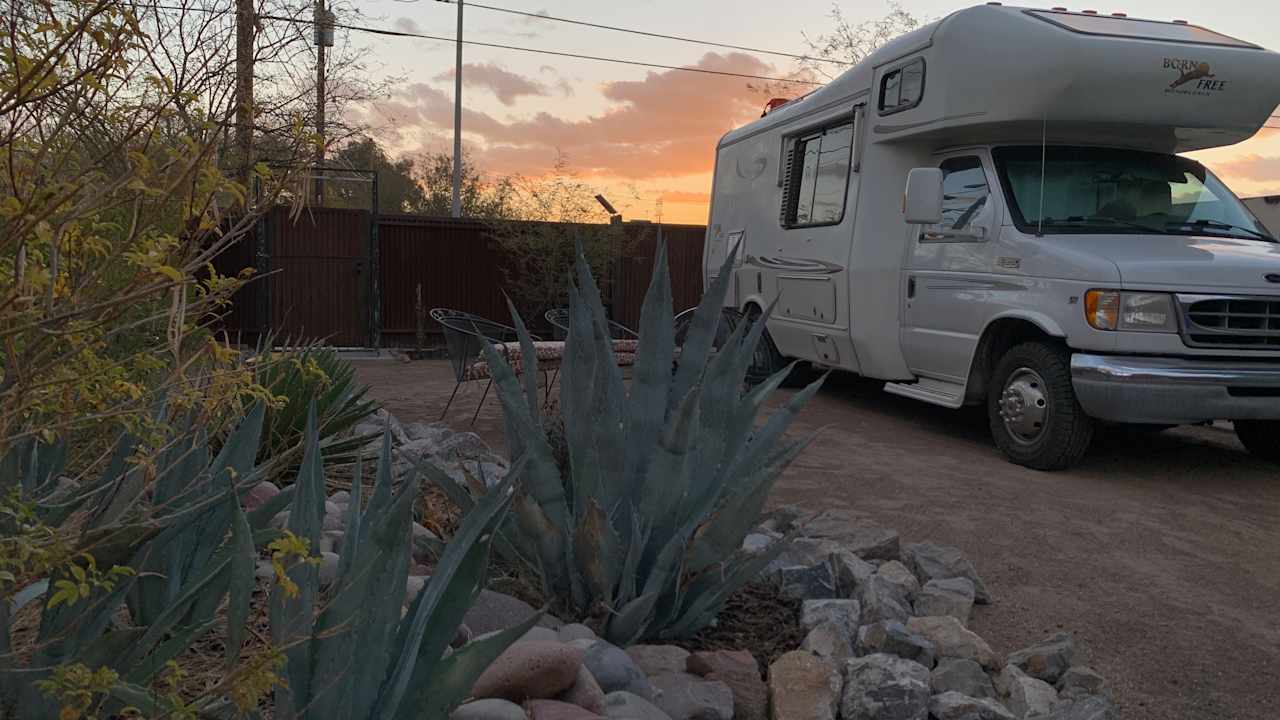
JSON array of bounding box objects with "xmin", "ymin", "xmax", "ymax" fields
[{"xmin": 883, "ymin": 377, "xmax": 966, "ymax": 409}]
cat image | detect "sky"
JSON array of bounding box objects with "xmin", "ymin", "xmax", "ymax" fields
[{"xmin": 341, "ymin": 0, "xmax": 1280, "ymax": 224}]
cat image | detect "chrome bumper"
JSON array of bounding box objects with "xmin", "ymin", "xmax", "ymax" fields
[{"xmin": 1071, "ymin": 354, "xmax": 1280, "ymax": 424}]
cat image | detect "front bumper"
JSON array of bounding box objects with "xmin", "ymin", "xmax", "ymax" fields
[{"xmin": 1071, "ymin": 354, "xmax": 1280, "ymax": 424}]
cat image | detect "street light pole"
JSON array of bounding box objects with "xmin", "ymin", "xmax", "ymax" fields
[{"xmin": 448, "ymin": 0, "xmax": 464, "ymax": 218}]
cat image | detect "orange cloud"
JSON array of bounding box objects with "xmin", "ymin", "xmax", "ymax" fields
[
  {"xmin": 1213, "ymin": 154, "xmax": 1280, "ymax": 182},
  {"xmin": 434, "ymin": 63, "xmax": 551, "ymax": 106},
  {"xmin": 658, "ymin": 190, "xmax": 711, "ymax": 204}
]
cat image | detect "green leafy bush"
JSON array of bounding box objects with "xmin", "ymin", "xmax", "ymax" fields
[{"xmin": 474, "ymin": 242, "xmax": 823, "ymax": 644}]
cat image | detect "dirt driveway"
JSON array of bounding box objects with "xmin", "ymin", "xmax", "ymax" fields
[{"xmin": 352, "ymin": 358, "xmax": 1280, "ymax": 720}]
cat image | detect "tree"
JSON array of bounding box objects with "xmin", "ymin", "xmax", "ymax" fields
[
  {"xmin": 324, "ymin": 136, "xmax": 426, "ymax": 213},
  {"xmin": 412, "ymin": 151, "xmax": 517, "ymax": 219},
  {"xmin": 802, "ymin": 2, "xmax": 921, "ymax": 79}
]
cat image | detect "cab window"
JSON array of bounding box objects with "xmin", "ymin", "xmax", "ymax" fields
[{"xmin": 939, "ymin": 156, "xmax": 990, "ymax": 231}]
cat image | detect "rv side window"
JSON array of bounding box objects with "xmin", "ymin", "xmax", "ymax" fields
[
  {"xmin": 879, "ymin": 59, "xmax": 924, "ymax": 114},
  {"xmin": 782, "ymin": 122, "xmax": 854, "ymax": 227}
]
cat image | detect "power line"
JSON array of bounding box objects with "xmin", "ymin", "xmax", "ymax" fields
[{"xmin": 434, "ymin": 0, "xmax": 850, "ymax": 66}]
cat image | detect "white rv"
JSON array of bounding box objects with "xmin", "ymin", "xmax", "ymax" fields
[{"xmin": 703, "ymin": 4, "xmax": 1280, "ymax": 469}]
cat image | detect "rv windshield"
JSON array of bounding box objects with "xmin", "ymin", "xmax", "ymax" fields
[{"xmin": 992, "ymin": 146, "xmax": 1273, "ymax": 241}]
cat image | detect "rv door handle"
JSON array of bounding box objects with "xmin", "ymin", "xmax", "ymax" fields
[{"xmin": 907, "ymin": 277, "xmax": 916, "ymax": 299}]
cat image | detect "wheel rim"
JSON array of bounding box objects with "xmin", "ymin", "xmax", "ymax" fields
[
  {"xmin": 999, "ymin": 367, "xmax": 1049, "ymax": 444},
  {"xmin": 744, "ymin": 310, "xmax": 773, "ymax": 376}
]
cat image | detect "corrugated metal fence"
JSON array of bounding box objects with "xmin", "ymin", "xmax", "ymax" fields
[{"xmin": 214, "ymin": 206, "xmax": 707, "ymax": 347}]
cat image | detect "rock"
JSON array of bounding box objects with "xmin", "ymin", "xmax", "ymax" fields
[
  {"xmin": 855, "ymin": 621, "xmax": 936, "ymax": 669},
  {"xmin": 841, "ymin": 653, "xmax": 931, "ymax": 720},
  {"xmin": 1043, "ymin": 695, "xmax": 1117, "ymax": 720},
  {"xmin": 905, "ymin": 617, "xmax": 999, "ymax": 669},
  {"xmin": 567, "ymin": 638, "xmax": 599, "ymax": 652},
  {"xmin": 453, "ymin": 624, "xmax": 473, "ymax": 649},
  {"xmin": 559, "ymin": 665, "xmax": 607, "ymax": 714},
  {"xmin": 603, "ymin": 691, "xmax": 672, "ymax": 720},
  {"xmin": 243, "ymin": 481, "xmax": 281, "ymax": 511},
  {"xmin": 583, "ymin": 641, "xmax": 658, "ymax": 702},
  {"xmin": 913, "ymin": 578, "xmax": 976, "ymax": 626},
  {"xmin": 451, "ymin": 698, "xmax": 527, "ymax": 720},
  {"xmin": 328, "ymin": 489, "xmax": 351, "ymax": 506},
  {"xmin": 324, "ymin": 500, "xmax": 341, "ymax": 517},
  {"xmin": 742, "ymin": 533, "xmax": 775, "ymax": 553},
  {"xmin": 465, "ymin": 590, "xmax": 552, "ymax": 635},
  {"xmin": 758, "ymin": 504, "xmax": 814, "ymax": 534},
  {"xmin": 402, "ymin": 420, "xmax": 453, "ymax": 444},
  {"xmin": 322, "ymin": 513, "xmax": 345, "ymax": 532},
  {"xmin": 254, "ymin": 559, "xmax": 274, "ymax": 582},
  {"xmin": 527, "ymin": 699, "xmax": 604, "ymax": 719},
  {"xmin": 686, "ymin": 650, "xmax": 766, "ymax": 720},
  {"xmin": 801, "ymin": 599, "xmax": 861, "ymax": 633},
  {"xmin": 832, "ymin": 550, "xmax": 877, "ymax": 597},
  {"xmin": 775, "ymin": 563, "xmax": 839, "ymax": 600},
  {"xmin": 522, "ymin": 626, "xmax": 562, "ymax": 644},
  {"xmin": 929, "ymin": 691, "xmax": 1016, "ymax": 720},
  {"xmin": 997, "ymin": 665, "xmax": 1058, "ymax": 718},
  {"xmin": 317, "ymin": 552, "xmax": 340, "ymax": 587},
  {"xmin": 1056, "ymin": 666, "xmax": 1106, "ymax": 700},
  {"xmin": 903, "ymin": 543, "xmax": 990, "ymax": 604},
  {"xmin": 558, "ymin": 623, "xmax": 598, "ymax": 644},
  {"xmin": 1006, "ymin": 633, "xmax": 1075, "ymax": 684},
  {"xmin": 270, "ymin": 511, "xmax": 290, "ymax": 530},
  {"xmin": 931, "ymin": 659, "xmax": 997, "ymax": 700},
  {"xmin": 404, "ymin": 575, "xmax": 428, "ymax": 604},
  {"xmin": 471, "ymin": 641, "xmax": 583, "ymax": 702},
  {"xmin": 764, "ymin": 538, "xmax": 845, "ymax": 576},
  {"xmin": 874, "ymin": 561, "xmax": 920, "ymax": 600},
  {"xmin": 626, "ymin": 645, "xmax": 690, "ymax": 677},
  {"xmin": 859, "ymin": 575, "xmax": 913, "ymax": 625},
  {"xmin": 801, "ymin": 620, "xmax": 855, "ymax": 664},
  {"xmin": 412, "ymin": 521, "xmax": 440, "ymax": 542},
  {"xmin": 355, "ymin": 408, "xmax": 411, "ymax": 446},
  {"xmin": 769, "ymin": 651, "xmax": 842, "ymax": 720},
  {"xmin": 319, "ymin": 530, "xmax": 344, "ymax": 555},
  {"xmin": 648, "ymin": 673, "xmax": 733, "ymax": 720},
  {"xmin": 802, "ymin": 510, "xmax": 901, "ymax": 562}
]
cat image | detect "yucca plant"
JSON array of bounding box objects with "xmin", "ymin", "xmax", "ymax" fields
[
  {"xmin": 269, "ymin": 408, "xmax": 538, "ymax": 720},
  {"xmin": 458, "ymin": 241, "xmax": 823, "ymax": 645}
]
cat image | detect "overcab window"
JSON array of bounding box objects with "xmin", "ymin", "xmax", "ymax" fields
[{"xmin": 879, "ymin": 59, "xmax": 925, "ymax": 114}]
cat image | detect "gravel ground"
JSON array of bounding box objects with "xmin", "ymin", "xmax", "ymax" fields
[{"xmin": 352, "ymin": 358, "xmax": 1280, "ymax": 720}]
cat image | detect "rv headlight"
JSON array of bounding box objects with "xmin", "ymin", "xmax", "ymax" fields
[{"xmin": 1085, "ymin": 290, "xmax": 1177, "ymax": 332}]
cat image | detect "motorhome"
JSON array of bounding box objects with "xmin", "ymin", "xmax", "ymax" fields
[{"xmin": 703, "ymin": 4, "xmax": 1280, "ymax": 469}]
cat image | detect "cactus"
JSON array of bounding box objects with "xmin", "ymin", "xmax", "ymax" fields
[{"xmin": 463, "ymin": 240, "xmax": 823, "ymax": 644}]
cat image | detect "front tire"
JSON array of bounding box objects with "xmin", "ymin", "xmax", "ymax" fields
[
  {"xmin": 1233, "ymin": 420, "xmax": 1280, "ymax": 462},
  {"xmin": 987, "ymin": 342, "xmax": 1094, "ymax": 470}
]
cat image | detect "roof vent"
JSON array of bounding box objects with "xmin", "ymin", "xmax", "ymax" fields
[
  {"xmin": 1111, "ymin": 12, "xmax": 1127, "ymax": 16},
  {"xmin": 1051, "ymin": 6, "xmax": 1067, "ymax": 9},
  {"xmin": 1081, "ymin": 9, "xmax": 1098, "ymax": 14},
  {"xmin": 1172, "ymin": 19, "xmax": 1189, "ymax": 24}
]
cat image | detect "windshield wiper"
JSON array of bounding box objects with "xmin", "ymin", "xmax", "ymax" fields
[
  {"xmin": 1039, "ymin": 216, "xmax": 1162, "ymax": 233},
  {"xmin": 1166, "ymin": 219, "xmax": 1277, "ymax": 243}
]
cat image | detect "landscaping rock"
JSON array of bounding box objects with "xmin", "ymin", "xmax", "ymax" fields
[
  {"xmin": 451, "ymin": 698, "xmax": 527, "ymax": 720},
  {"xmin": 322, "ymin": 513, "xmax": 345, "ymax": 532},
  {"xmin": 527, "ymin": 699, "xmax": 604, "ymax": 719},
  {"xmin": 328, "ymin": 489, "xmax": 350, "ymax": 506},
  {"xmin": 832, "ymin": 550, "xmax": 877, "ymax": 597},
  {"xmin": 686, "ymin": 650, "xmax": 766, "ymax": 720},
  {"xmin": 913, "ymin": 578, "xmax": 976, "ymax": 626},
  {"xmin": 765, "ymin": 538, "xmax": 844, "ymax": 575},
  {"xmin": 801, "ymin": 598, "xmax": 861, "ymax": 632},
  {"xmin": 742, "ymin": 533, "xmax": 775, "ymax": 553},
  {"xmin": 626, "ymin": 645, "xmax": 690, "ymax": 677},
  {"xmin": 768, "ymin": 651, "xmax": 842, "ymax": 720},
  {"xmin": 402, "ymin": 420, "xmax": 453, "ymax": 445},
  {"xmin": 928, "ymin": 691, "xmax": 1016, "ymax": 720},
  {"xmin": 470, "ymin": 641, "xmax": 583, "ymax": 702},
  {"xmin": 775, "ymin": 563, "xmax": 839, "ymax": 600},
  {"xmin": 404, "ymin": 575, "xmax": 427, "ymax": 604},
  {"xmin": 243, "ymin": 481, "xmax": 280, "ymax": 511},
  {"xmin": 758, "ymin": 505, "xmax": 814, "ymax": 535},
  {"xmin": 270, "ymin": 511, "xmax": 290, "ymax": 530},
  {"xmin": 997, "ymin": 665, "xmax": 1058, "ymax": 718},
  {"xmin": 583, "ymin": 641, "xmax": 658, "ymax": 702},
  {"xmin": 648, "ymin": 672, "xmax": 733, "ymax": 720},
  {"xmin": 1056, "ymin": 666, "xmax": 1106, "ymax": 700},
  {"xmin": 603, "ymin": 691, "xmax": 673, "ymax": 720},
  {"xmin": 558, "ymin": 623, "xmax": 598, "ymax": 644},
  {"xmin": 903, "ymin": 543, "xmax": 990, "ymax": 604},
  {"xmin": 559, "ymin": 665, "xmax": 607, "ymax": 714},
  {"xmin": 355, "ymin": 408, "xmax": 410, "ymax": 446},
  {"xmin": 319, "ymin": 530, "xmax": 345, "ymax": 555},
  {"xmin": 465, "ymin": 590, "xmax": 555, "ymax": 635},
  {"xmin": 254, "ymin": 559, "xmax": 274, "ymax": 582},
  {"xmin": 802, "ymin": 510, "xmax": 901, "ymax": 562},
  {"xmin": 874, "ymin": 561, "xmax": 920, "ymax": 600},
  {"xmin": 1006, "ymin": 633, "xmax": 1075, "ymax": 684},
  {"xmin": 801, "ymin": 620, "xmax": 855, "ymax": 664},
  {"xmin": 855, "ymin": 621, "xmax": 936, "ymax": 669},
  {"xmin": 1043, "ymin": 695, "xmax": 1117, "ymax": 720},
  {"xmin": 324, "ymin": 500, "xmax": 342, "ymax": 517},
  {"xmin": 841, "ymin": 653, "xmax": 931, "ymax": 720},
  {"xmin": 521, "ymin": 626, "xmax": 561, "ymax": 644},
  {"xmin": 905, "ymin": 617, "xmax": 999, "ymax": 669},
  {"xmin": 317, "ymin": 552, "xmax": 340, "ymax": 587},
  {"xmin": 859, "ymin": 575, "xmax": 913, "ymax": 625},
  {"xmin": 931, "ymin": 658, "xmax": 997, "ymax": 700}
]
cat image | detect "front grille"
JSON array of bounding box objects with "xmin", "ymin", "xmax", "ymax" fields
[{"xmin": 1179, "ymin": 295, "xmax": 1280, "ymax": 349}]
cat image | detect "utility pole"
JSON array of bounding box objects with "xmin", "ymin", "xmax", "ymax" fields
[
  {"xmin": 437, "ymin": 0, "xmax": 464, "ymax": 218},
  {"xmin": 314, "ymin": 0, "xmax": 334, "ymax": 206},
  {"xmin": 234, "ymin": 0, "xmax": 254, "ymax": 200}
]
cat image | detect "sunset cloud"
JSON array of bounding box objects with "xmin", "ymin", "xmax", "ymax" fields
[
  {"xmin": 434, "ymin": 63, "xmax": 551, "ymax": 106},
  {"xmin": 1215, "ymin": 154, "xmax": 1280, "ymax": 182}
]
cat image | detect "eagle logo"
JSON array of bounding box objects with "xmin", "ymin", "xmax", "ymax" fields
[{"xmin": 1169, "ymin": 61, "xmax": 1213, "ymax": 89}]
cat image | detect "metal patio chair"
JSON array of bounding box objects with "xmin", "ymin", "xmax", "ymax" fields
[
  {"xmin": 431, "ymin": 308, "xmax": 557, "ymax": 425},
  {"xmin": 543, "ymin": 309, "xmax": 641, "ymax": 395}
]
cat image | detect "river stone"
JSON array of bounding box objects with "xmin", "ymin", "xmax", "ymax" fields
[
  {"xmin": 855, "ymin": 621, "xmax": 936, "ymax": 669},
  {"xmin": 1044, "ymin": 695, "xmax": 1118, "ymax": 720},
  {"xmin": 1006, "ymin": 633, "xmax": 1076, "ymax": 684},
  {"xmin": 686, "ymin": 650, "xmax": 766, "ymax": 720},
  {"xmin": 913, "ymin": 578, "xmax": 976, "ymax": 626},
  {"xmin": 451, "ymin": 698, "xmax": 526, "ymax": 720},
  {"xmin": 833, "ymin": 550, "xmax": 877, "ymax": 597},
  {"xmin": 626, "ymin": 645, "xmax": 690, "ymax": 676},
  {"xmin": 742, "ymin": 533, "xmax": 776, "ymax": 553},
  {"xmin": 243, "ymin": 481, "xmax": 280, "ymax": 511},
  {"xmin": 841, "ymin": 653, "xmax": 930, "ymax": 720},
  {"xmin": 802, "ymin": 620, "xmax": 855, "ymax": 664},
  {"xmin": 559, "ymin": 665, "xmax": 607, "ymax": 714},
  {"xmin": 328, "ymin": 489, "xmax": 350, "ymax": 506},
  {"xmin": 603, "ymin": 691, "xmax": 672, "ymax": 720},
  {"xmin": 649, "ymin": 672, "xmax": 733, "ymax": 720},
  {"xmin": 558, "ymin": 623, "xmax": 598, "ymax": 643},
  {"xmin": 906, "ymin": 617, "xmax": 1000, "ymax": 669},
  {"xmin": 584, "ymin": 641, "xmax": 658, "ymax": 702},
  {"xmin": 321, "ymin": 513, "xmax": 345, "ymax": 532},
  {"xmin": 1056, "ymin": 666, "xmax": 1106, "ymax": 700},
  {"xmin": 522, "ymin": 626, "xmax": 561, "ymax": 644},
  {"xmin": 465, "ymin": 590, "xmax": 558, "ymax": 635},
  {"xmin": 929, "ymin": 692, "xmax": 1016, "ymax": 720},
  {"xmin": 470, "ymin": 641, "xmax": 583, "ymax": 702},
  {"xmin": 931, "ymin": 658, "xmax": 997, "ymax": 700},
  {"xmin": 997, "ymin": 665, "xmax": 1059, "ymax": 718},
  {"xmin": 405, "ymin": 575, "xmax": 427, "ymax": 605},
  {"xmin": 319, "ymin": 530, "xmax": 345, "ymax": 555},
  {"xmin": 317, "ymin": 552, "xmax": 340, "ymax": 587},
  {"xmin": 801, "ymin": 599, "xmax": 861, "ymax": 632},
  {"xmin": 875, "ymin": 561, "xmax": 920, "ymax": 600},
  {"xmin": 903, "ymin": 543, "xmax": 990, "ymax": 604},
  {"xmin": 859, "ymin": 575, "xmax": 913, "ymax": 625},
  {"xmin": 775, "ymin": 563, "xmax": 839, "ymax": 600},
  {"xmin": 527, "ymin": 699, "xmax": 605, "ymax": 720},
  {"xmin": 769, "ymin": 651, "xmax": 842, "ymax": 720}
]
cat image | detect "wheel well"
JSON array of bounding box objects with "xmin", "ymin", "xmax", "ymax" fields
[{"xmin": 964, "ymin": 318, "xmax": 1063, "ymax": 404}]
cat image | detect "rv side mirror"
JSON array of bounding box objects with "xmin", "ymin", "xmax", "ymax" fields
[{"xmin": 904, "ymin": 168, "xmax": 944, "ymax": 225}]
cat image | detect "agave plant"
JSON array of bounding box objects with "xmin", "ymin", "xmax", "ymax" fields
[
  {"xmin": 458, "ymin": 241, "xmax": 824, "ymax": 645},
  {"xmin": 268, "ymin": 408, "xmax": 537, "ymax": 720}
]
